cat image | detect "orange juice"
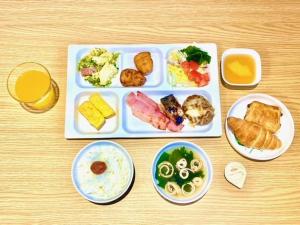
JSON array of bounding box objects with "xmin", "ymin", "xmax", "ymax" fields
[
  {"xmin": 27, "ymin": 84, "xmax": 57, "ymax": 110},
  {"xmin": 15, "ymin": 70, "xmax": 50, "ymax": 102},
  {"xmin": 15, "ymin": 70, "xmax": 56, "ymax": 110},
  {"xmin": 8, "ymin": 62, "xmax": 59, "ymax": 113}
]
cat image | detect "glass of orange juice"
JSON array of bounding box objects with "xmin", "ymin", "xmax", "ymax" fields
[{"xmin": 7, "ymin": 62, "xmax": 59, "ymax": 113}]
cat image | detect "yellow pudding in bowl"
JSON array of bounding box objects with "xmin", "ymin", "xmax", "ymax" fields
[
  {"xmin": 221, "ymin": 49, "xmax": 261, "ymax": 87},
  {"xmin": 224, "ymin": 54, "xmax": 256, "ymax": 84}
]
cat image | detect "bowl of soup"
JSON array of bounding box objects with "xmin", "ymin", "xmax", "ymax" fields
[
  {"xmin": 221, "ymin": 48, "xmax": 261, "ymax": 87},
  {"xmin": 152, "ymin": 141, "xmax": 213, "ymax": 204}
]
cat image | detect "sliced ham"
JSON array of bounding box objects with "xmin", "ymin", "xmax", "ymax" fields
[
  {"xmin": 150, "ymin": 111, "xmax": 170, "ymax": 130},
  {"xmin": 126, "ymin": 91, "xmax": 184, "ymax": 132},
  {"xmin": 80, "ymin": 67, "xmax": 96, "ymax": 76},
  {"xmin": 126, "ymin": 92, "xmax": 157, "ymax": 114},
  {"xmin": 126, "ymin": 92, "xmax": 138, "ymax": 106},
  {"xmin": 167, "ymin": 121, "xmax": 184, "ymax": 132},
  {"xmin": 126, "ymin": 93, "xmax": 155, "ymax": 123},
  {"xmin": 136, "ymin": 91, "xmax": 160, "ymax": 110}
]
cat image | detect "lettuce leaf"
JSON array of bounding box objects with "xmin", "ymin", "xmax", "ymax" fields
[{"xmin": 180, "ymin": 45, "xmax": 211, "ymax": 65}]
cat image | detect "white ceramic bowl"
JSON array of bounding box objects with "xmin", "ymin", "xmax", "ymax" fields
[
  {"xmin": 71, "ymin": 140, "xmax": 134, "ymax": 203},
  {"xmin": 221, "ymin": 48, "xmax": 261, "ymax": 87},
  {"xmin": 152, "ymin": 141, "xmax": 213, "ymax": 204}
]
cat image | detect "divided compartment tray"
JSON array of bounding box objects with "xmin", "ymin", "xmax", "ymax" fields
[{"xmin": 65, "ymin": 43, "xmax": 222, "ymax": 139}]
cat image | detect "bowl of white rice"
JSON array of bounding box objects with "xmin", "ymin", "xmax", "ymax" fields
[{"xmin": 72, "ymin": 141, "xmax": 134, "ymax": 204}]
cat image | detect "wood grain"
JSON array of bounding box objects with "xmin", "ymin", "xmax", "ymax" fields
[{"xmin": 0, "ymin": 0, "xmax": 300, "ymax": 224}]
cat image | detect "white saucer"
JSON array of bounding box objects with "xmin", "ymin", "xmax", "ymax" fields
[{"xmin": 225, "ymin": 94, "xmax": 294, "ymax": 161}]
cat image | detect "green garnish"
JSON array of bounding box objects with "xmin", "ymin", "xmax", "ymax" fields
[
  {"xmin": 169, "ymin": 146, "xmax": 193, "ymax": 167},
  {"xmin": 155, "ymin": 146, "xmax": 205, "ymax": 188},
  {"xmin": 235, "ymin": 136, "xmax": 244, "ymax": 146},
  {"xmin": 183, "ymin": 183, "xmax": 192, "ymax": 192},
  {"xmin": 180, "ymin": 45, "xmax": 211, "ymax": 65}
]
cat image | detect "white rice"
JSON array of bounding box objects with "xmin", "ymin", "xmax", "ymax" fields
[{"xmin": 76, "ymin": 145, "xmax": 131, "ymax": 200}]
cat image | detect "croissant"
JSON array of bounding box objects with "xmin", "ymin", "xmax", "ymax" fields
[{"xmin": 227, "ymin": 117, "xmax": 281, "ymax": 150}]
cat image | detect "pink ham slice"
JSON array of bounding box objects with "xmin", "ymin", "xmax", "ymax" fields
[
  {"xmin": 126, "ymin": 92, "xmax": 156, "ymax": 124},
  {"xmin": 80, "ymin": 67, "xmax": 96, "ymax": 76},
  {"xmin": 135, "ymin": 91, "xmax": 179, "ymax": 130},
  {"xmin": 126, "ymin": 92, "xmax": 169, "ymax": 130},
  {"xmin": 167, "ymin": 121, "xmax": 184, "ymax": 132},
  {"xmin": 151, "ymin": 111, "xmax": 170, "ymax": 130},
  {"xmin": 136, "ymin": 91, "xmax": 160, "ymax": 110},
  {"xmin": 126, "ymin": 92, "xmax": 184, "ymax": 132}
]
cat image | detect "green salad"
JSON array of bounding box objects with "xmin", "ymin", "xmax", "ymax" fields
[
  {"xmin": 167, "ymin": 45, "xmax": 211, "ymax": 87},
  {"xmin": 77, "ymin": 48, "xmax": 120, "ymax": 87}
]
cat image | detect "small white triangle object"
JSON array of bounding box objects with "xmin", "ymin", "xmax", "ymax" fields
[{"xmin": 225, "ymin": 162, "xmax": 247, "ymax": 189}]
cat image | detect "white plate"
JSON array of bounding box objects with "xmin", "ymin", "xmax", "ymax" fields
[
  {"xmin": 65, "ymin": 43, "xmax": 222, "ymax": 138},
  {"xmin": 152, "ymin": 141, "xmax": 213, "ymax": 204},
  {"xmin": 71, "ymin": 141, "xmax": 134, "ymax": 203},
  {"xmin": 225, "ymin": 94, "xmax": 294, "ymax": 161}
]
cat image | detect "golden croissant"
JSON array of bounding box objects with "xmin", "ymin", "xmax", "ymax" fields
[{"xmin": 227, "ymin": 117, "xmax": 281, "ymax": 150}]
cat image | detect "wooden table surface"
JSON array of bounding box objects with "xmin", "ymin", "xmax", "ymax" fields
[{"xmin": 0, "ymin": 0, "xmax": 300, "ymax": 224}]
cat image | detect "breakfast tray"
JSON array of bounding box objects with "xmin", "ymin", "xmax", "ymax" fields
[{"xmin": 65, "ymin": 43, "xmax": 222, "ymax": 139}]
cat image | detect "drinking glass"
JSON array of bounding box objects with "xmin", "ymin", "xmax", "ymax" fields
[{"xmin": 7, "ymin": 62, "xmax": 59, "ymax": 113}]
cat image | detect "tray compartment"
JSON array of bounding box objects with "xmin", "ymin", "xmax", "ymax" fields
[
  {"xmin": 121, "ymin": 47, "xmax": 164, "ymax": 87},
  {"xmin": 74, "ymin": 91, "xmax": 119, "ymax": 134},
  {"xmin": 165, "ymin": 45, "xmax": 213, "ymax": 88},
  {"xmin": 75, "ymin": 47, "xmax": 124, "ymax": 88},
  {"xmin": 122, "ymin": 90, "xmax": 214, "ymax": 134}
]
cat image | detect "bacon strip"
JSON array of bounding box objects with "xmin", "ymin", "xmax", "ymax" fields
[
  {"xmin": 80, "ymin": 67, "xmax": 96, "ymax": 76},
  {"xmin": 126, "ymin": 92, "xmax": 184, "ymax": 132}
]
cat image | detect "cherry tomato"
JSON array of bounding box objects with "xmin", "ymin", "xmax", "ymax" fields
[
  {"xmin": 198, "ymin": 79, "xmax": 208, "ymax": 87},
  {"xmin": 189, "ymin": 70, "xmax": 201, "ymax": 78},
  {"xmin": 195, "ymin": 76, "xmax": 201, "ymax": 84},
  {"xmin": 202, "ymin": 73, "xmax": 210, "ymax": 82},
  {"xmin": 181, "ymin": 61, "xmax": 209, "ymax": 86},
  {"xmin": 180, "ymin": 61, "xmax": 190, "ymax": 74},
  {"xmin": 188, "ymin": 61, "xmax": 199, "ymax": 71}
]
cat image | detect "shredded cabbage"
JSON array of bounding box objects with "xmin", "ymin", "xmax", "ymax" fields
[
  {"xmin": 168, "ymin": 64, "xmax": 196, "ymax": 87},
  {"xmin": 168, "ymin": 49, "xmax": 186, "ymax": 65}
]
